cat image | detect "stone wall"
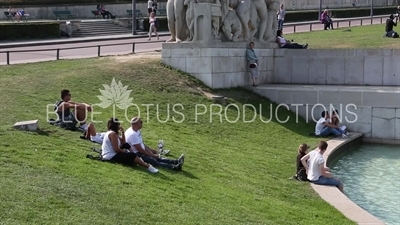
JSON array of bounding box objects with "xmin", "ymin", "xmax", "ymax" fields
[
  {"xmin": 162, "ymin": 42, "xmax": 277, "ymax": 88},
  {"xmin": 274, "ymin": 49, "xmax": 400, "ymax": 86},
  {"xmin": 0, "ymin": 3, "xmax": 167, "ymax": 20},
  {"xmin": 250, "ymin": 85, "xmax": 400, "ymax": 143}
]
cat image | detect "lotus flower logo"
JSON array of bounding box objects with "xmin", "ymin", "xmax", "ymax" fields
[{"xmin": 97, "ymin": 78, "xmax": 133, "ymax": 110}]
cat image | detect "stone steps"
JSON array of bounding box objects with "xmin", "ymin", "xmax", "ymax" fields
[{"xmin": 72, "ymin": 20, "xmax": 133, "ymax": 37}]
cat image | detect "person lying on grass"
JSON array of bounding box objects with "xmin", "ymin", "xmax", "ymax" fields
[
  {"xmin": 125, "ymin": 117, "xmax": 185, "ymax": 171},
  {"xmin": 82, "ymin": 122, "xmax": 170, "ymax": 156},
  {"xmin": 54, "ymin": 89, "xmax": 91, "ymax": 131},
  {"xmin": 101, "ymin": 117, "xmax": 159, "ymax": 173},
  {"xmin": 276, "ymin": 30, "xmax": 308, "ymax": 49}
]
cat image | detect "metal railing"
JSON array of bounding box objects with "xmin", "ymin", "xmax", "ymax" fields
[
  {"xmin": 0, "ymin": 14, "xmax": 390, "ymax": 65},
  {"xmin": 283, "ymin": 15, "xmax": 388, "ymax": 33},
  {"xmin": 0, "ymin": 40, "xmax": 165, "ymax": 65}
]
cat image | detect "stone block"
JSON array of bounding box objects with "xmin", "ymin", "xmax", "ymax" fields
[
  {"xmin": 276, "ymin": 89, "xmax": 292, "ymax": 104},
  {"xmin": 192, "ymin": 73, "xmax": 213, "ymax": 87},
  {"xmin": 308, "ymin": 57, "xmax": 327, "ymax": 84},
  {"xmin": 212, "ymin": 57, "xmax": 236, "ymax": 73},
  {"xmin": 170, "ymin": 48, "xmax": 201, "ymax": 57},
  {"xmin": 186, "ymin": 57, "xmax": 212, "ymax": 74},
  {"xmin": 362, "ymin": 92, "xmax": 400, "ymax": 108},
  {"xmin": 291, "ymin": 57, "xmax": 309, "ymax": 84},
  {"xmin": 382, "ymin": 57, "xmax": 400, "ymax": 86},
  {"xmin": 235, "ymin": 57, "xmax": 247, "ymax": 73},
  {"xmin": 327, "ymin": 57, "xmax": 345, "ymax": 84},
  {"xmin": 372, "ymin": 108, "xmax": 396, "ymax": 119},
  {"xmin": 318, "ymin": 90, "xmax": 339, "ymax": 105},
  {"xmin": 396, "ymin": 118, "xmax": 400, "ymax": 140},
  {"xmin": 161, "ymin": 49, "xmax": 171, "ymax": 58},
  {"xmin": 274, "ymin": 57, "xmax": 292, "ymax": 83},
  {"xmin": 201, "ymin": 48, "xmax": 229, "ymax": 57},
  {"xmin": 344, "ymin": 57, "xmax": 364, "ymax": 85},
  {"xmin": 363, "ymin": 57, "xmax": 383, "ymax": 86},
  {"xmin": 164, "ymin": 57, "xmax": 186, "ymax": 72},
  {"xmin": 347, "ymin": 122, "xmax": 372, "ymax": 137},
  {"xmin": 14, "ymin": 120, "xmax": 38, "ymax": 131},
  {"xmin": 350, "ymin": 106, "xmax": 372, "ymax": 124},
  {"xmin": 371, "ymin": 116, "xmax": 395, "ymax": 139},
  {"xmin": 396, "ymin": 109, "xmax": 400, "ymax": 118},
  {"xmin": 290, "ymin": 90, "xmax": 318, "ymax": 105},
  {"xmin": 338, "ymin": 91, "xmax": 363, "ymax": 106}
]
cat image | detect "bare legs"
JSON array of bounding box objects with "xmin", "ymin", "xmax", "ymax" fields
[{"xmin": 148, "ymin": 25, "xmax": 159, "ymax": 41}]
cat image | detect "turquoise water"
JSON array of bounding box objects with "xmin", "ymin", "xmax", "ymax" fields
[{"xmin": 331, "ymin": 144, "xmax": 400, "ymax": 225}]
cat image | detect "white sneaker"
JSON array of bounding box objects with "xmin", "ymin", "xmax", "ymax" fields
[
  {"xmin": 342, "ymin": 134, "xmax": 348, "ymax": 138},
  {"xmin": 147, "ymin": 165, "xmax": 159, "ymax": 173}
]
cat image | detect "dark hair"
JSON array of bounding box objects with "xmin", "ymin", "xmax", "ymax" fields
[
  {"xmin": 277, "ymin": 30, "xmax": 282, "ymax": 37},
  {"xmin": 390, "ymin": 14, "xmax": 394, "ymax": 19},
  {"xmin": 332, "ymin": 109, "xmax": 339, "ymax": 115},
  {"xmin": 61, "ymin": 89, "xmax": 70, "ymax": 99},
  {"xmin": 321, "ymin": 111, "xmax": 326, "ymax": 118},
  {"xmin": 318, "ymin": 140, "xmax": 328, "ymax": 151},
  {"xmin": 107, "ymin": 118, "xmax": 120, "ymax": 134}
]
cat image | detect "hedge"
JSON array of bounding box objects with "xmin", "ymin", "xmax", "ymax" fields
[
  {"xmin": 285, "ymin": 6, "xmax": 398, "ymax": 22},
  {"xmin": 0, "ymin": 22, "xmax": 60, "ymax": 40}
]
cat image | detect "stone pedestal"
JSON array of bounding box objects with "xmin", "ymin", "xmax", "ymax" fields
[
  {"xmin": 14, "ymin": 120, "xmax": 39, "ymax": 131},
  {"xmin": 162, "ymin": 42, "xmax": 278, "ymax": 88}
]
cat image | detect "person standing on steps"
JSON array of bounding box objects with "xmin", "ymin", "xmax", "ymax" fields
[
  {"xmin": 246, "ymin": 42, "xmax": 259, "ymax": 87},
  {"xmin": 148, "ymin": 12, "xmax": 159, "ymax": 41}
]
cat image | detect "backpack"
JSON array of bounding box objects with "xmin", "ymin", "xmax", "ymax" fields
[{"xmin": 296, "ymin": 169, "xmax": 309, "ymax": 182}]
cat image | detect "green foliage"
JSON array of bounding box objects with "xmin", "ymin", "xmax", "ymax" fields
[{"xmin": 0, "ymin": 22, "xmax": 60, "ymax": 40}]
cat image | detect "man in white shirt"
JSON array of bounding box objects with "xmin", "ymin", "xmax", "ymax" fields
[
  {"xmin": 315, "ymin": 111, "xmax": 346, "ymax": 137},
  {"xmin": 125, "ymin": 117, "xmax": 184, "ymax": 171},
  {"xmin": 277, "ymin": 4, "xmax": 286, "ymax": 31},
  {"xmin": 301, "ymin": 141, "xmax": 344, "ymax": 193}
]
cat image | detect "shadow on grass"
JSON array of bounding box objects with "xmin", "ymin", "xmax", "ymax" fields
[{"xmin": 212, "ymin": 88, "xmax": 316, "ymax": 137}]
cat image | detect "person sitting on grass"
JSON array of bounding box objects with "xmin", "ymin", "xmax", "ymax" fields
[
  {"xmin": 101, "ymin": 117, "xmax": 159, "ymax": 173},
  {"xmin": 300, "ymin": 140, "xmax": 344, "ymax": 193},
  {"xmin": 276, "ymin": 30, "xmax": 308, "ymax": 49},
  {"xmin": 315, "ymin": 111, "xmax": 348, "ymax": 138},
  {"xmin": 82, "ymin": 122, "xmax": 171, "ymax": 155},
  {"xmin": 54, "ymin": 89, "xmax": 91, "ymax": 131},
  {"xmin": 330, "ymin": 109, "xmax": 349, "ymax": 136},
  {"xmin": 125, "ymin": 117, "xmax": 185, "ymax": 171},
  {"xmin": 289, "ymin": 143, "xmax": 310, "ymax": 181},
  {"xmin": 385, "ymin": 14, "xmax": 398, "ymax": 38}
]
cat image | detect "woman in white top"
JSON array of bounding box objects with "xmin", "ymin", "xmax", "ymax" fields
[
  {"xmin": 148, "ymin": 12, "xmax": 159, "ymax": 41},
  {"xmin": 101, "ymin": 118, "xmax": 158, "ymax": 173},
  {"xmin": 276, "ymin": 30, "xmax": 308, "ymax": 49}
]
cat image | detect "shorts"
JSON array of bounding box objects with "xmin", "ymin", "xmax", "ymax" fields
[
  {"xmin": 312, "ymin": 176, "xmax": 342, "ymax": 188},
  {"xmin": 90, "ymin": 133, "xmax": 105, "ymax": 144},
  {"xmin": 110, "ymin": 152, "xmax": 138, "ymax": 167}
]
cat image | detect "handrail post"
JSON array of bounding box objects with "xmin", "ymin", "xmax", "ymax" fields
[
  {"xmin": 309, "ymin": 23, "xmax": 312, "ymax": 31},
  {"xmin": 293, "ymin": 25, "xmax": 296, "ymax": 33},
  {"xmin": 370, "ymin": 18, "xmax": 373, "ymax": 25},
  {"xmin": 380, "ymin": 17, "xmax": 382, "ymax": 24},
  {"xmin": 132, "ymin": 43, "xmax": 135, "ymax": 53},
  {"xmin": 98, "ymin": 46, "xmax": 101, "ymax": 57},
  {"xmin": 361, "ymin": 19, "xmax": 363, "ymax": 25},
  {"xmin": 6, "ymin": 51, "xmax": 10, "ymax": 65},
  {"xmin": 348, "ymin": 21, "xmax": 351, "ymax": 27},
  {"xmin": 56, "ymin": 49, "xmax": 60, "ymax": 60}
]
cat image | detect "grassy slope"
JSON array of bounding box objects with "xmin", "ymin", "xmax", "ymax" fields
[
  {"xmin": 284, "ymin": 24, "xmax": 400, "ymax": 49},
  {"xmin": 0, "ymin": 55, "xmax": 355, "ymax": 225}
]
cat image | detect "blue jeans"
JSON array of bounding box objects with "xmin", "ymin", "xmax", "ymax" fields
[
  {"xmin": 312, "ymin": 176, "xmax": 342, "ymax": 188},
  {"xmin": 136, "ymin": 152, "xmax": 177, "ymax": 169},
  {"xmin": 278, "ymin": 19, "xmax": 284, "ymax": 30},
  {"xmin": 319, "ymin": 126, "xmax": 341, "ymax": 136}
]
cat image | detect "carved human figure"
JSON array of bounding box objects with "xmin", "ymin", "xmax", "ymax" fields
[
  {"xmin": 184, "ymin": 0, "xmax": 195, "ymax": 41},
  {"xmin": 220, "ymin": 9, "xmax": 242, "ymax": 41},
  {"xmin": 251, "ymin": 0, "xmax": 268, "ymax": 41},
  {"xmin": 228, "ymin": 0, "xmax": 252, "ymax": 41},
  {"xmin": 166, "ymin": 0, "xmax": 188, "ymax": 42},
  {"xmin": 264, "ymin": 0, "xmax": 279, "ymax": 42}
]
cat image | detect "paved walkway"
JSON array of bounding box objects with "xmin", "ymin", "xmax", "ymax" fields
[{"xmin": 0, "ymin": 16, "xmax": 387, "ymax": 65}]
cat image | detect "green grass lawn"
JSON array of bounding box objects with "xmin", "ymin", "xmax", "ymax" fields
[
  {"xmin": 284, "ymin": 24, "xmax": 400, "ymax": 49},
  {"xmin": 0, "ymin": 54, "xmax": 355, "ymax": 225}
]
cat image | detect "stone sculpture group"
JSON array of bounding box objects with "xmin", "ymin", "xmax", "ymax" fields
[{"xmin": 166, "ymin": 0, "xmax": 280, "ymax": 43}]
